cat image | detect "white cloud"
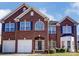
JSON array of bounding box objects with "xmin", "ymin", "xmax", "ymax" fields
[
  {"xmin": 65, "ymin": 2, "xmax": 79, "ymax": 35},
  {"xmin": 65, "ymin": 2, "xmax": 79, "ymax": 15},
  {"xmin": 39, "ymin": 8, "xmax": 56, "ymax": 21},
  {"xmin": 72, "ymin": 2, "xmax": 79, "ymax": 8},
  {"xmin": 0, "ymin": 9, "xmax": 11, "ymax": 35},
  {"xmin": 0, "ymin": 9, "xmax": 11, "ymax": 19}
]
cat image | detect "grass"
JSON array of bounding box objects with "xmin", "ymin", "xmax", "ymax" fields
[
  {"xmin": 30, "ymin": 53, "xmax": 79, "ymax": 56},
  {"xmin": 0, "ymin": 53, "xmax": 79, "ymax": 56}
]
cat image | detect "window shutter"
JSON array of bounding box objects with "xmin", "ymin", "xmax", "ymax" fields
[
  {"xmin": 17, "ymin": 22, "xmax": 20, "ymax": 30},
  {"xmin": 31, "ymin": 22, "xmax": 32, "ymax": 30},
  {"xmin": 15, "ymin": 23, "xmax": 16, "ymax": 31},
  {"xmin": 2, "ymin": 23, "xmax": 5, "ymax": 32},
  {"xmin": 72, "ymin": 26, "xmax": 74, "ymax": 34}
]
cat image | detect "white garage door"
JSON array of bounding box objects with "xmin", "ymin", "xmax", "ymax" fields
[
  {"xmin": 17, "ymin": 40, "xmax": 32, "ymax": 53},
  {"xmin": 2, "ymin": 40, "xmax": 15, "ymax": 53}
]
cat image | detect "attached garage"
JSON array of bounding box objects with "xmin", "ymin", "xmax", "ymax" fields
[
  {"xmin": 2, "ymin": 40, "xmax": 15, "ymax": 53},
  {"xmin": 17, "ymin": 40, "xmax": 32, "ymax": 53}
]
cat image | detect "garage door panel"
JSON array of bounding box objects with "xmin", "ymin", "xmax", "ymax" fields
[
  {"xmin": 17, "ymin": 40, "xmax": 32, "ymax": 53},
  {"xmin": 2, "ymin": 40, "xmax": 15, "ymax": 53}
]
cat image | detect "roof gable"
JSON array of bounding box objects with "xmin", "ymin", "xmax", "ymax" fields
[
  {"xmin": 49, "ymin": 21, "xmax": 58, "ymax": 25},
  {"xmin": 0, "ymin": 3, "xmax": 29, "ymax": 23},
  {"xmin": 14, "ymin": 7, "xmax": 49, "ymax": 21},
  {"xmin": 59, "ymin": 16, "xmax": 78, "ymax": 25}
]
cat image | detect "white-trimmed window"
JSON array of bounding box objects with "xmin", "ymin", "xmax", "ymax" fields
[
  {"xmin": 35, "ymin": 20, "xmax": 44, "ymax": 31},
  {"xmin": 5, "ymin": 23, "xmax": 15, "ymax": 32},
  {"xmin": 20, "ymin": 21, "xmax": 32, "ymax": 31},
  {"xmin": 49, "ymin": 40, "xmax": 56, "ymax": 49},
  {"xmin": 62, "ymin": 25, "xmax": 72, "ymax": 34},
  {"xmin": 48, "ymin": 25, "xmax": 56, "ymax": 34}
]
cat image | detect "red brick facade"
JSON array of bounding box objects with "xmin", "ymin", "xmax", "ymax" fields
[
  {"xmin": 49, "ymin": 17, "xmax": 78, "ymax": 51},
  {"xmin": 1, "ymin": 3, "xmax": 78, "ymax": 53}
]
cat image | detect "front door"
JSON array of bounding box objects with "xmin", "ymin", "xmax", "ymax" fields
[
  {"xmin": 38, "ymin": 41, "xmax": 42, "ymax": 50},
  {"xmin": 35, "ymin": 40, "xmax": 44, "ymax": 50}
]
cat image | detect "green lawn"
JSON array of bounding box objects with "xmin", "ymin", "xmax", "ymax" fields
[
  {"xmin": 0, "ymin": 53, "xmax": 79, "ymax": 56},
  {"xmin": 30, "ymin": 53, "xmax": 79, "ymax": 56}
]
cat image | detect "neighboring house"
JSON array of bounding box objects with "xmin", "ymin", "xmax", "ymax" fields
[
  {"xmin": 49, "ymin": 17, "xmax": 78, "ymax": 52},
  {"xmin": 0, "ymin": 3, "xmax": 78, "ymax": 53}
]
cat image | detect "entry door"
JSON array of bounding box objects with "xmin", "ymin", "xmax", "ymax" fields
[
  {"xmin": 35, "ymin": 40, "xmax": 44, "ymax": 50},
  {"xmin": 38, "ymin": 41, "xmax": 42, "ymax": 50}
]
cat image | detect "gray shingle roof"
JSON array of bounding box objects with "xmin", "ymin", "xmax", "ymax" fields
[{"xmin": 49, "ymin": 21, "xmax": 58, "ymax": 25}]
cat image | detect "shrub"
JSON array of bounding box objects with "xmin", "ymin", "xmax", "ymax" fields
[
  {"xmin": 67, "ymin": 48, "xmax": 70, "ymax": 52},
  {"xmin": 49, "ymin": 49, "xmax": 56, "ymax": 54},
  {"xmin": 56, "ymin": 48, "xmax": 66, "ymax": 53},
  {"xmin": 44, "ymin": 50, "xmax": 48, "ymax": 54},
  {"xmin": 60, "ymin": 48, "xmax": 66, "ymax": 53},
  {"xmin": 56, "ymin": 48, "xmax": 60, "ymax": 53}
]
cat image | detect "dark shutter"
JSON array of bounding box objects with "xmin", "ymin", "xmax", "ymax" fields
[
  {"xmin": 15, "ymin": 23, "xmax": 16, "ymax": 31},
  {"xmin": 72, "ymin": 26, "xmax": 74, "ymax": 34},
  {"xmin": 17, "ymin": 22, "xmax": 20, "ymax": 30},
  {"xmin": 2, "ymin": 23, "xmax": 5, "ymax": 32},
  {"xmin": 31, "ymin": 22, "xmax": 32, "ymax": 30}
]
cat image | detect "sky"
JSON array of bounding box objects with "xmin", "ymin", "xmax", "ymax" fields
[{"xmin": 0, "ymin": 2, "xmax": 79, "ymax": 35}]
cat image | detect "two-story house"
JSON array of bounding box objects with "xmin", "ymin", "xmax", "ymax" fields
[
  {"xmin": 0, "ymin": 3, "xmax": 78, "ymax": 53},
  {"xmin": 0, "ymin": 3, "xmax": 49, "ymax": 53},
  {"xmin": 49, "ymin": 16, "xmax": 78, "ymax": 52}
]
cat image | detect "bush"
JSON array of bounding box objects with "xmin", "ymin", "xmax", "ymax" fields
[
  {"xmin": 49, "ymin": 49, "xmax": 56, "ymax": 54},
  {"xmin": 67, "ymin": 48, "xmax": 70, "ymax": 52},
  {"xmin": 56, "ymin": 48, "xmax": 66, "ymax": 53},
  {"xmin": 56, "ymin": 48, "xmax": 60, "ymax": 53},
  {"xmin": 44, "ymin": 50, "xmax": 48, "ymax": 54},
  {"xmin": 60, "ymin": 48, "xmax": 66, "ymax": 53}
]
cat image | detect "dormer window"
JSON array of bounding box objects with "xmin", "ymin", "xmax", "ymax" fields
[
  {"xmin": 30, "ymin": 11, "xmax": 34, "ymax": 16},
  {"xmin": 23, "ymin": 7, "xmax": 26, "ymax": 12},
  {"xmin": 62, "ymin": 25, "xmax": 72, "ymax": 34}
]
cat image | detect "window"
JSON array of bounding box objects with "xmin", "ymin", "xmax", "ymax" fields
[
  {"xmin": 5, "ymin": 23, "xmax": 15, "ymax": 32},
  {"xmin": 49, "ymin": 40, "xmax": 56, "ymax": 49},
  {"xmin": 48, "ymin": 25, "xmax": 56, "ymax": 34},
  {"xmin": 20, "ymin": 21, "xmax": 32, "ymax": 31},
  {"xmin": 62, "ymin": 25, "xmax": 72, "ymax": 34},
  {"xmin": 35, "ymin": 20, "xmax": 44, "ymax": 31},
  {"xmin": 67, "ymin": 41, "xmax": 71, "ymax": 49},
  {"xmin": 30, "ymin": 11, "xmax": 34, "ymax": 16}
]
